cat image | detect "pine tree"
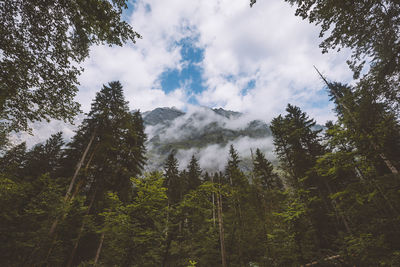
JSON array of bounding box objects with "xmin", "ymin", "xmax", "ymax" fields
[
  {"xmin": 225, "ymin": 144, "xmax": 246, "ymax": 187},
  {"xmin": 253, "ymin": 148, "xmax": 282, "ymax": 190},
  {"xmin": 48, "ymin": 81, "xmax": 147, "ymax": 265},
  {"xmin": 324, "ymin": 80, "xmax": 400, "ymax": 175},
  {"xmin": 0, "ymin": 142, "xmax": 27, "ymax": 180},
  {"xmin": 187, "ymin": 155, "xmax": 202, "ymax": 191},
  {"xmin": 24, "ymin": 132, "xmax": 65, "ymax": 180},
  {"xmin": 270, "ymin": 104, "xmax": 324, "ymax": 188},
  {"xmin": 164, "ymin": 152, "xmax": 182, "ymax": 205},
  {"xmin": 66, "ymin": 81, "xmax": 146, "ymax": 202},
  {"xmin": 162, "ymin": 151, "xmax": 183, "ymax": 266},
  {"xmin": 270, "ymin": 104, "xmax": 338, "ymax": 262}
]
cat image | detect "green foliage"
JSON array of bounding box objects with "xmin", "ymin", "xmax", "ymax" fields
[
  {"xmin": 67, "ymin": 81, "xmax": 147, "ymax": 202},
  {"xmin": 1, "ymin": 0, "xmax": 140, "ymax": 132},
  {"xmin": 187, "ymin": 155, "xmax": 202, "ymax": 191},
  {"xmin": 0, "ymin": 174, "xmax": 66, "ymax": 266},
  {"xmin": 164, "ymin": 152, "xmax": 183, "ymax": 205},
  {"xmin": 98, "ymin": 173, "xmax": 167, "ymax": 266},
  {"xmin": 253, "ymin": 148, "xmax": 283, "ymax": 190},
  {"xmin": 187, "ymin": 259, "xmax": 197, "ymax": 266}
]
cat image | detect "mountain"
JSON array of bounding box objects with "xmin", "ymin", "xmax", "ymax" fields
[
  {"xmin": 211, "ymin": 108, "xmax": 242, "ymax": 119},
  {"xmin": 142, "ymin": 107, "xmax": 185, "ymax": 125},
  {"xmin": 10, "ymin": 107, "xmax": 275, "ymax": 172},
  {"xmin": 143, "ymin": 106, "xmax": 273, "ymax": 171}
]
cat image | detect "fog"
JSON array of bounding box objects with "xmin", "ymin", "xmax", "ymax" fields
[
  {"xmin": 175, "ymin": 136, "xmax": 275, "ymax": 172},
  {"xmin": 10, "ymin": 106, "xmax": 276, "ymax": 173},
  {"xmin": 144, "ymin": 106, "xmax": 275, "ymax": 172}
]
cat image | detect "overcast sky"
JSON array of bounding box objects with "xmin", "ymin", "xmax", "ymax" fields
[{"xmin": 77, "ymin": 0, "xmax": 353, "ymax": 124}]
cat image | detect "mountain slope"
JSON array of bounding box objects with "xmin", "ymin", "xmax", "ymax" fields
[
  {"xmin": 143, "ymin": 106, "xmax": 274, "ymax": 171},
  {"xmin": 10, "ymin": 106, "xmax": 276, "ymax": 172}
]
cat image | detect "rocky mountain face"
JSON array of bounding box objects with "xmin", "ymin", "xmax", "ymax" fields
[
  {"xmin": 142, "ymin": 107, "xmax": 185, "ymax": 125},
  {"xmin": 142, "ymin": 107, "xmax": 274, "ymax": 171}
]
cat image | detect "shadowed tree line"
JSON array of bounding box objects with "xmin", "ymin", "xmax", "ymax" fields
[{"xmin": 1, "ymin": 79, "xmax": 399, "ymax": 266}]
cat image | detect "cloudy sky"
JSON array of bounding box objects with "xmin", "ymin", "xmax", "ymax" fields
[{"xmin": 77, "ymin": 0, "xmax": 353, "ymax": 124}]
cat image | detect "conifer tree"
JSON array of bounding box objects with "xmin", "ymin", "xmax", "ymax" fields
[
  {"xmin": 24, "ymin": 132, "xmax": 65, "ymax": 180},
  {"xmin": 253, "ymin": 148, "xmax": 282, "ymax": 190},
  {"xmin": 0, "ymin": 142, "xmax": 27, "ymax": 180},
  {"xmin": 324, "ymin": 80, "xmax": 400, "ymax": 175},
  {"xmin": 270, "ymin": 104, "xmax": 337, "ymax": 261},
  {"xmin": 66, "ymin": 81, "xmax": 146, "ymax": 202},
  {"xmin": 225, "ymin": 144, "xmax": 245, "ymax": 187},
  {"xmin": 162, "ymin": 151, "xmax": 182, "ymax": 266},
  {"xmin": 164, "ymin": 152, "xmax": 182, "ymax": 205},
  {"xmin": 270, "ymin": 104, "xmax": 325, "ymax": 188},
  {"xmin": 187, "ymin": 154, "xmax": 202, "ymax": 191},
  {"xmin": 51, "ymin": 81, "xmax": 147, "ymax": 265}
]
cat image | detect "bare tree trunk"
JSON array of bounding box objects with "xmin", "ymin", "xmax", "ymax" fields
[
  {"xmin": 94, "ymin": 232, "xmax": 105, "ymax": 266},
  {"xmin": 162, "ymin": 201, "xmax": 171, "ymax": 267},
  {"xmin": 66, "ymin": 187, "xmax": 97, "ymax": 267},
  {"xmin": 48, "ymin": 130, "xmax": 97, "ymax": 237},
  {"xmin": 65, "ymin": 130, "xmax": 97, "ymax": 201},
  {"xmin": 211, "ymin": 175, "xmax": 216, "ymax": 227},
  {"xmin": 217, "ymin": 186, "xmax": 227, "ymax": 267}
]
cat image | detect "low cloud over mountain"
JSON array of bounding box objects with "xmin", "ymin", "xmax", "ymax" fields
[
  {"xmin": 11, "ymin": 106, "xmax": 276, "ymax": 172},
  {"xmin": 143, "ymin": 106, "xmax": 275, "ymax": 171}
]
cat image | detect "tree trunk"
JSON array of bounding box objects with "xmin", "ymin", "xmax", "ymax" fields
[
  {"xmin": 48, "ymin": 130, "xmax": 97, "ymax": 237},
  {"xmin": 217, "ymin": 187, "xmax": 227, "ymax": 267},
  {"xmin": 94, "ymin": 232, "xmax": 105, "ymax": 266},
  {"xmin": 162, "ymin": 234, "xmax": 173, "ymax": 267},
  {"xmin": 211, "ymin": 175, "xmax": 216, "ymax": 227},
  {"xmin": 65, "ymin": 129, "xmax": 97, "ymax": 201},
  {"xmin": 66, "ymin": 188, "xmax": 97, "ymax": 267}
]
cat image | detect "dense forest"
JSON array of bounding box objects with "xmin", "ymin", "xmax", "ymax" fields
[{"xmin": 1, "ymin": 0, "xmax": 400, "ymax": 266}]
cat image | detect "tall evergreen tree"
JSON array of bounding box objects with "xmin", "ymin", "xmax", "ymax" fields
[
  {"xmin": 187, "ymin": 154, "xmax": 202, "ymax": 191},
  {"xmin": 66, "ymin": 81, "xmax": 146, "ymax": 202},
  {"xmin": 270, "ymin": 104, "xmax": 338, "ymax": 262},
  {"xmin": 164, "ymin": 152, "xmax": 182, "ymax": 205},
  {"xmin": 52, "ymin": 81, "xmax": 147, "ymax": 265},
  {"xmin": 253, "ymin": 148, "xmax": 282, "ymax": 190},
  {"xmin": 270, "ymin": 104, "xmax": 325, "ymax": 187}
]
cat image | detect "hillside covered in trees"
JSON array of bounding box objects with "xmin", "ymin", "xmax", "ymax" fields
[{"xmin": 1, "ymin": 0, "xmax": 400, "ymax": 266}]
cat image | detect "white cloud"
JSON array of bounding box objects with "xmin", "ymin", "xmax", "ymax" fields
[
  {"xmin": 175, "ymin": 136, "xmax": 275, "ymax": 172},
  {"xmin": 144, "ymin": 106, "xmax": 274, "ymax": 172},
  {"xmin": 15, "ymin": 0, "xmax": 355, "ymax": 151},
  {"xmin": 10, "ymin": 114, "xmax": 84, "ymax": 148},
  {"xmin": 75, "ymin": 0, "xmax": 354, "ymax": 124},
  {"xmin": 190, "ymin": 0, "xmax": 353, "ymax": 123}
]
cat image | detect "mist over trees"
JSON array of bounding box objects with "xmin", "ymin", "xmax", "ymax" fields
[{"xmin": 1, "ymin": 0, "xmax": 400, "ymax": 266}]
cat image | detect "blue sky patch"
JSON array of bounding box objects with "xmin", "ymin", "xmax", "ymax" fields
[
  {"xmin": 160, "ymin": 38, "xmax": 205, "ymax": 103},
  {"xmin": 305, "ymin": 88, "xmax": 332, "ymax": 110},
  {"xmin": 241, "ymin": 79, "xmax": 256, "ymax": 95}
]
